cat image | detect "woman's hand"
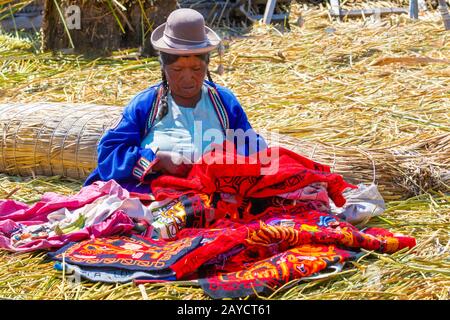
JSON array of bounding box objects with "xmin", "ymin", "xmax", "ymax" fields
[{"xmin": 153, "ymin": 151, "xmax": 193, "ymax": 177}]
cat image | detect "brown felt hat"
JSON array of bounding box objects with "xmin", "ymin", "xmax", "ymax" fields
[{"xmin": 151, "ymin": 8, "xmax": 221, "ymax": 55}]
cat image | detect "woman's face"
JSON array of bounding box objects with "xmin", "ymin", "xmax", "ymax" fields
[{"xmin": 164, "ymin": 55, "xmax": 207, "ymax": 100}]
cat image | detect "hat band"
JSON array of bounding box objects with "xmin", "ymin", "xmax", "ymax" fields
[{"xmin": 163, "ymin": 32, "xmax": 210, "ymax": 50}]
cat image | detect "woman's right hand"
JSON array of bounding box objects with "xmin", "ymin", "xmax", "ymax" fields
[{"xmin": 153, "ymin": 151, "xmax": 193, "ymax": 177}]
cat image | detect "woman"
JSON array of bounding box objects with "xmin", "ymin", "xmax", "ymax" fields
[{"xmin": 85, "ymin": 8, "xmax": 266, "ymax": 193}]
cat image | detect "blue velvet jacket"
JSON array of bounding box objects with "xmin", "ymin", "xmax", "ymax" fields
[{"xmin": 84, "ymin": 81, "xmax": 267, "ymax": 193}]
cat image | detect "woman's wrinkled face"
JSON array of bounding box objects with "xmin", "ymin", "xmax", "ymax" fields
[{"xmin": 164, "ymin": 55, "xmax": 207, "ymax": 100}]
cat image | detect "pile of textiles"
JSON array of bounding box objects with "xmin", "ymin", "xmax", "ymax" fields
[{"xmin": 0, "ymin": 145, "xmax": 416, "ymax": 298}]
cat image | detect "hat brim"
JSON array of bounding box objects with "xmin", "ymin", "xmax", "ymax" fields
[{"xmin": 151, "ymin": 23, "xmax": 221, "ymax": 55}]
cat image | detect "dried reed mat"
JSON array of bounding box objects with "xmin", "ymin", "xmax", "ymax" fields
[{"xmin": 0, "ymin": 102, "xmax": 448, "ymax": 200}]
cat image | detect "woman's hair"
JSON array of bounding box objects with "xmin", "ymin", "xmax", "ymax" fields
[{"xmin": 157, "ymin": 52, "xmax": 214, "ymax": 121}]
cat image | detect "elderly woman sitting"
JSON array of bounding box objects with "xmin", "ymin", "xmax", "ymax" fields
[{"xmin": 85, "ymin": 8, "xmax": 266, "ymax": 193}]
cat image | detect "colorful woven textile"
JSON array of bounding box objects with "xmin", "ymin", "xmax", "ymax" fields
[
  {"xmin": 50, "ymin": 235, "xmax": 202, "ymax": 272},
  {"xmin": 49, "ymin": 145, "xmax": 416, "ymax": 298},
  {"xmin": 150, "ymin": 144, "xmax": 354, "ymax": 226},
  {"xmin": 50, "ymin": 211, "xmax": 415, "ymax": 298}
]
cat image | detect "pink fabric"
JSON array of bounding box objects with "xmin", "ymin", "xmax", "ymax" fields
[
  {"xmin": 278, "ymin": 182, "xmax": 330, "ymax": 203},
  {"xmin": 0, "ymin": 180, "xmax": 129, "ymax": 223},
  {"xmin": 0, "ymin": 180, "xmax": 134, "ymax": 252},
  {"xmin": 0, "ymin": 211, "xmax": 134, "ymax": 253},
  {"xmin": 0, "ymin": 200, "xmax": 29, "ymax": 217}
]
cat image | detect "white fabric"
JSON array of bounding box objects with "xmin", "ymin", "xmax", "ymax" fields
[{"xmin": 333, "ymin": 183, "xmax": 386, "ymax": 227}]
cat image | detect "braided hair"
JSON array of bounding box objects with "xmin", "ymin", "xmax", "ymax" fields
[{"xmin": 157, "ymin": 52, "xmax": 213, "ymax": 121}]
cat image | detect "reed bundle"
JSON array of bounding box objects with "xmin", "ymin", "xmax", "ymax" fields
[{"xmin": 0, "ymin": 102, "xmax": 121, "ymax": 179}]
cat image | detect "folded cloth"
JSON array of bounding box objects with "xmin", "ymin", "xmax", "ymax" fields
[
  {"xmin": 169, "ymin": 212, "xmax": 415, "ymax": 281},
  {"xmin": 149, "ymin": 144, "xmax": 355, "ymax": 230},
  {"xmin": 149, "ymin": 194, "xmax": 215, "ymax": 240},
  {"xmin": 49, "ymin": 234, "xmax": 203, "ymax": 272},
  {"xmin": 46, "ymin": 194, "xmax": 152, "ymax": 231},
  {"xmin": 0, "ymin": 180, "xmax": 151, "ymax": 252},
  {"xmin": 6, "ymin": 143, "xmax": 415, "ymax": 298},
  {"xmin": 198, "ymin": 244, "xmax": 358, "ymax": 299},
  {"xmin": 151, "ymin": 144, "xmax": 355, "ymax": 211},
  {"xmin": 278, "ymin": 182, "xmax": 330, "ymax": 203}
]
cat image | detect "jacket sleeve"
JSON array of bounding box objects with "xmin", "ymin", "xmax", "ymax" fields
[
  {"xmin": 218, "ymin": 87, "xmax": 268, "ymax": 156},
  {"xmin": 96, "ymin": 88, "xmax": 158, "ymax": 182}
]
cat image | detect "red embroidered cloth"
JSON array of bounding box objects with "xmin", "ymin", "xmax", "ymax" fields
[{"xmin": 151, "ymin": 144, "xmax": 354, "ymax": 223}]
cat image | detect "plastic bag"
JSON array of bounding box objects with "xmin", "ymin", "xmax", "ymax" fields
[{"xmin": 334, "ymin": 183, "xmax": 385, "ymax": 227}]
